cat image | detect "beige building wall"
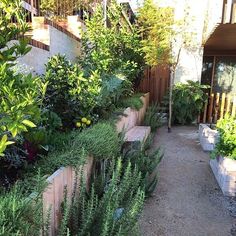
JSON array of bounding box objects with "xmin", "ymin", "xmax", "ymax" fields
[
  {"xmin": 15, "ymin": 26, "xmax": 82, "ymax": 75},
  {"xmin": 157, "ymin": 0, "xmax": 224, "ymax": 83}
]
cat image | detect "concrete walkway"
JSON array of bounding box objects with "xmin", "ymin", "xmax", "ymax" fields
[{"xmin": 140, "ymin": 126, "xmax": 235, "ymax": 236}]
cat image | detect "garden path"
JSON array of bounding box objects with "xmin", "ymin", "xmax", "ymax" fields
[{"xmin": 140, "ymin": 126, "xmax": 235, "ymax": 236}]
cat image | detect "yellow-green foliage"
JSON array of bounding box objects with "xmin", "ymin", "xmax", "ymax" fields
[{"xmin": 137, "ymin": 0, "xmax": 174, "ymax": 66}]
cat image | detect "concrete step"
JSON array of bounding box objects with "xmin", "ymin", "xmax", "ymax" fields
[{"xmin": 124, "ymin": 126, "xmax": 151, "ymax": 144}]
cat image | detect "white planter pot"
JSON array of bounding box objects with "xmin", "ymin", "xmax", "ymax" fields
[
  {"xmin": 210, "ymin": 156, "xmax": 236, "ymax": 196},
  {"xmin": 199, "ymin": 124, "xmax": 219, "ymax": 151}
]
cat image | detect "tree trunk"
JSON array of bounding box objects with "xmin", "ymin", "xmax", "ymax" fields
[{"xmin": 168, "ymin": 69, "xmax": 175, "ymax": 133}]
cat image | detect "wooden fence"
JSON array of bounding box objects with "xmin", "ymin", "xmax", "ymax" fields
[
  {"xmin": 200, "ymin": 92, "xmax": 236, "ymax": 123},
  {"xmin": 137, "ymin": 65, "xmax": 170, "ymax": 104}
]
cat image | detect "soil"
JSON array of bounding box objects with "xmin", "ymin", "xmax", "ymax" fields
[{"xmin": 139, "ymin": 126, "xmax": 236, "ymax": 236}]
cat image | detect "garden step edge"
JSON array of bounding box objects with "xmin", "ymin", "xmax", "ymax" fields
[{"xmin": 124, "ymin": 126, "xmax": 151, "ymax": 143}]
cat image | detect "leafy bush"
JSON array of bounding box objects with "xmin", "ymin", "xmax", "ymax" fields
[
  {"xmin": 171, "ymin": 81, "xmax": 208, "ymax": 124},
  {"xmin": 81, "ymin": 2, "xmax": 144, "ymax": 82},
  {"xmin": 214, "ymin": 115, "xmax": 236, "ymax": 160},
  {"xmin": 58, "ymin": 159, "xmax": 145, "ymax": 236},
  {"xmin": 0, "ymin": 0, "xmax": 46, "ymax": 156},
  {"xmin": 44, "ymin": 55, "xmax": 100, "ymax": 128},
  {"xmin": 75, "ymin": 122, "xmax": 121, "ymax": 160},
  {"xmin": 143, "ymin": 103, "xmax": 164, "ymax": 132},
  {"xmin": 95, "ymin": 74, "xmax": 133, "ymax": 118}
]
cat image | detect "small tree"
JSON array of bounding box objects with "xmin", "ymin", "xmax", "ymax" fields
[
  {"xmin": 81, "ymin": 1, "xmax": 144, "ymax": 82},
  {"xmin": 138, "ymin": 0, "xmax": 198, "ymax": 132},
  {"xmin": 168, "ymin": 6, "xmax": 198, "ymax": 132}
]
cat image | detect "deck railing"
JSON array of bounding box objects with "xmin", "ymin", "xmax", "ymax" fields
[{"xmin": 200, "ymin": 92, "xmax": 236, "ymax": 123}]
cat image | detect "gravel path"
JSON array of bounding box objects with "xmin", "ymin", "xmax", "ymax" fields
[{"xmin": 139, "ymin": 126, "xmax": 235, "ymax": 236}]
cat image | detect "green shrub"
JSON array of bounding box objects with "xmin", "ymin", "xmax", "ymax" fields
[
  {"xmin": 95, "ymin": 74, "xmax": 133, "ymax": 118},
  {"xmin": 0, "ymin": 0, "xmax": 46, "ymax": 156},
  {"xmin": 214, "ymin": 115, "xmax": 236, "ymax": 160},
  {"xmin": 171, "ymin": 81, "xmax": 209, "ymax": 124},
  {"xmin": 122, "ymin": 135, "xmax": 164, "ymax": 197},
  {"xmin": 43, "ymin": 55, "xmax": 100, "ymax": 128},
  {"xmin": 75, "ymin": 122, "xmax": 121, "ymax": 160},
  {"xmin": 81, "ymin": 2, "xmax": 144, "ymax": 83},
  {"xmin": 143, "ymin": 103, "xmax": 164, "ymax": 132}
]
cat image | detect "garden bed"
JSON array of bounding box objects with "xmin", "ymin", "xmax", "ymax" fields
[
  {"xmin": 210, "ymin": 156, "xmax": 236, "ymax": 196},
  {"xmin": 199, "ymin": 124, "xmax": 218, "ymax": 151},
  {"xmin": 41, "ymin": 93, "xmax": 150, "ymax": 235}
]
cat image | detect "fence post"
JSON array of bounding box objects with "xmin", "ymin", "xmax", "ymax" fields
[{"xmin": 220, "ymin": 93, "xmax": 226, "ymax": 119}]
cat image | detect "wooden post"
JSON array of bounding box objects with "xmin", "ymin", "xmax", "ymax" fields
[
  {"xmin": 203, "ymin": 95, "xmax": 208, "ymax": 123},
  {"xmin": 208, "ymin": 93, "xmax": 214, "ymax": 123},
  {"xmin": 214, "ymin": 93, "xmax": 220, "ymax": 123},
  {"xmin": 220, "ymin": 93, "xmax": 226, "ymax": 119},
  {"xmin": 225, "ymin": 94, "xmax": 231, "ymax": 115},
  {"xmin": 210, "ymin": 56, "xmax": 216, "ymax": 94},
  {"xmin": 31, "ymin": 0, "xmax": 34, "ymax": 19},
  {"xmin": 232, "ymin": 95, "xmax": 236, "ymax": 117}
]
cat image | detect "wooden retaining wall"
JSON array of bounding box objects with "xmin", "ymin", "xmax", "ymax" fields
[
  {"xmin": 116, "ymin": 93, "xmax": 150, "ymax": 133},
  {"xmin": 43, "ymin": 156, "xmax": 93, "ymax": 236},
  {"xmin": 200, "ymin": 92, "xmax": 236, "ymax": 123}
]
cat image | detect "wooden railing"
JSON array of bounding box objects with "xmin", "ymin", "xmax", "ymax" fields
[{"xmin": 201, "ymin": 92, "xmax": 236, "ymax": 123}]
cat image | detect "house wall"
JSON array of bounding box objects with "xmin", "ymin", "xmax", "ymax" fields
[
  {"xmin": 14, "ymin": 25, "xmax": 82, "ymax": 75},
  {"xmin": 17, "ymin": 44, "xmax": 50, "ymax": 75},
  {"xmin": 157, "ymin": 0, "xmax": 224, "ymax": 84},
  {"xmin": 49, "ymin": 25, "xmax": 82, "ymax": 63}
]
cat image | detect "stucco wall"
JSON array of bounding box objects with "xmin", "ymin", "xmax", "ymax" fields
[
  {"xmin": 17, "ymin": 45, "xmax": 50, "ymax": 75},
  {"xmin": 15, "ymin": 25, "xmax": 82, "ymax": 75},
  {"xmin": 157, "ymin": 0, "xmax": 224, "ymax": 84},
  {"xmin": 49, "ymin": 26, "xmax": 82, "ymax": 63}
]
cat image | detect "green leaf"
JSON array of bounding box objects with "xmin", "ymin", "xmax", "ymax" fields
[{"xmin": 22, "ymin": 119, "xmax": 36, "ymax": 128}]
